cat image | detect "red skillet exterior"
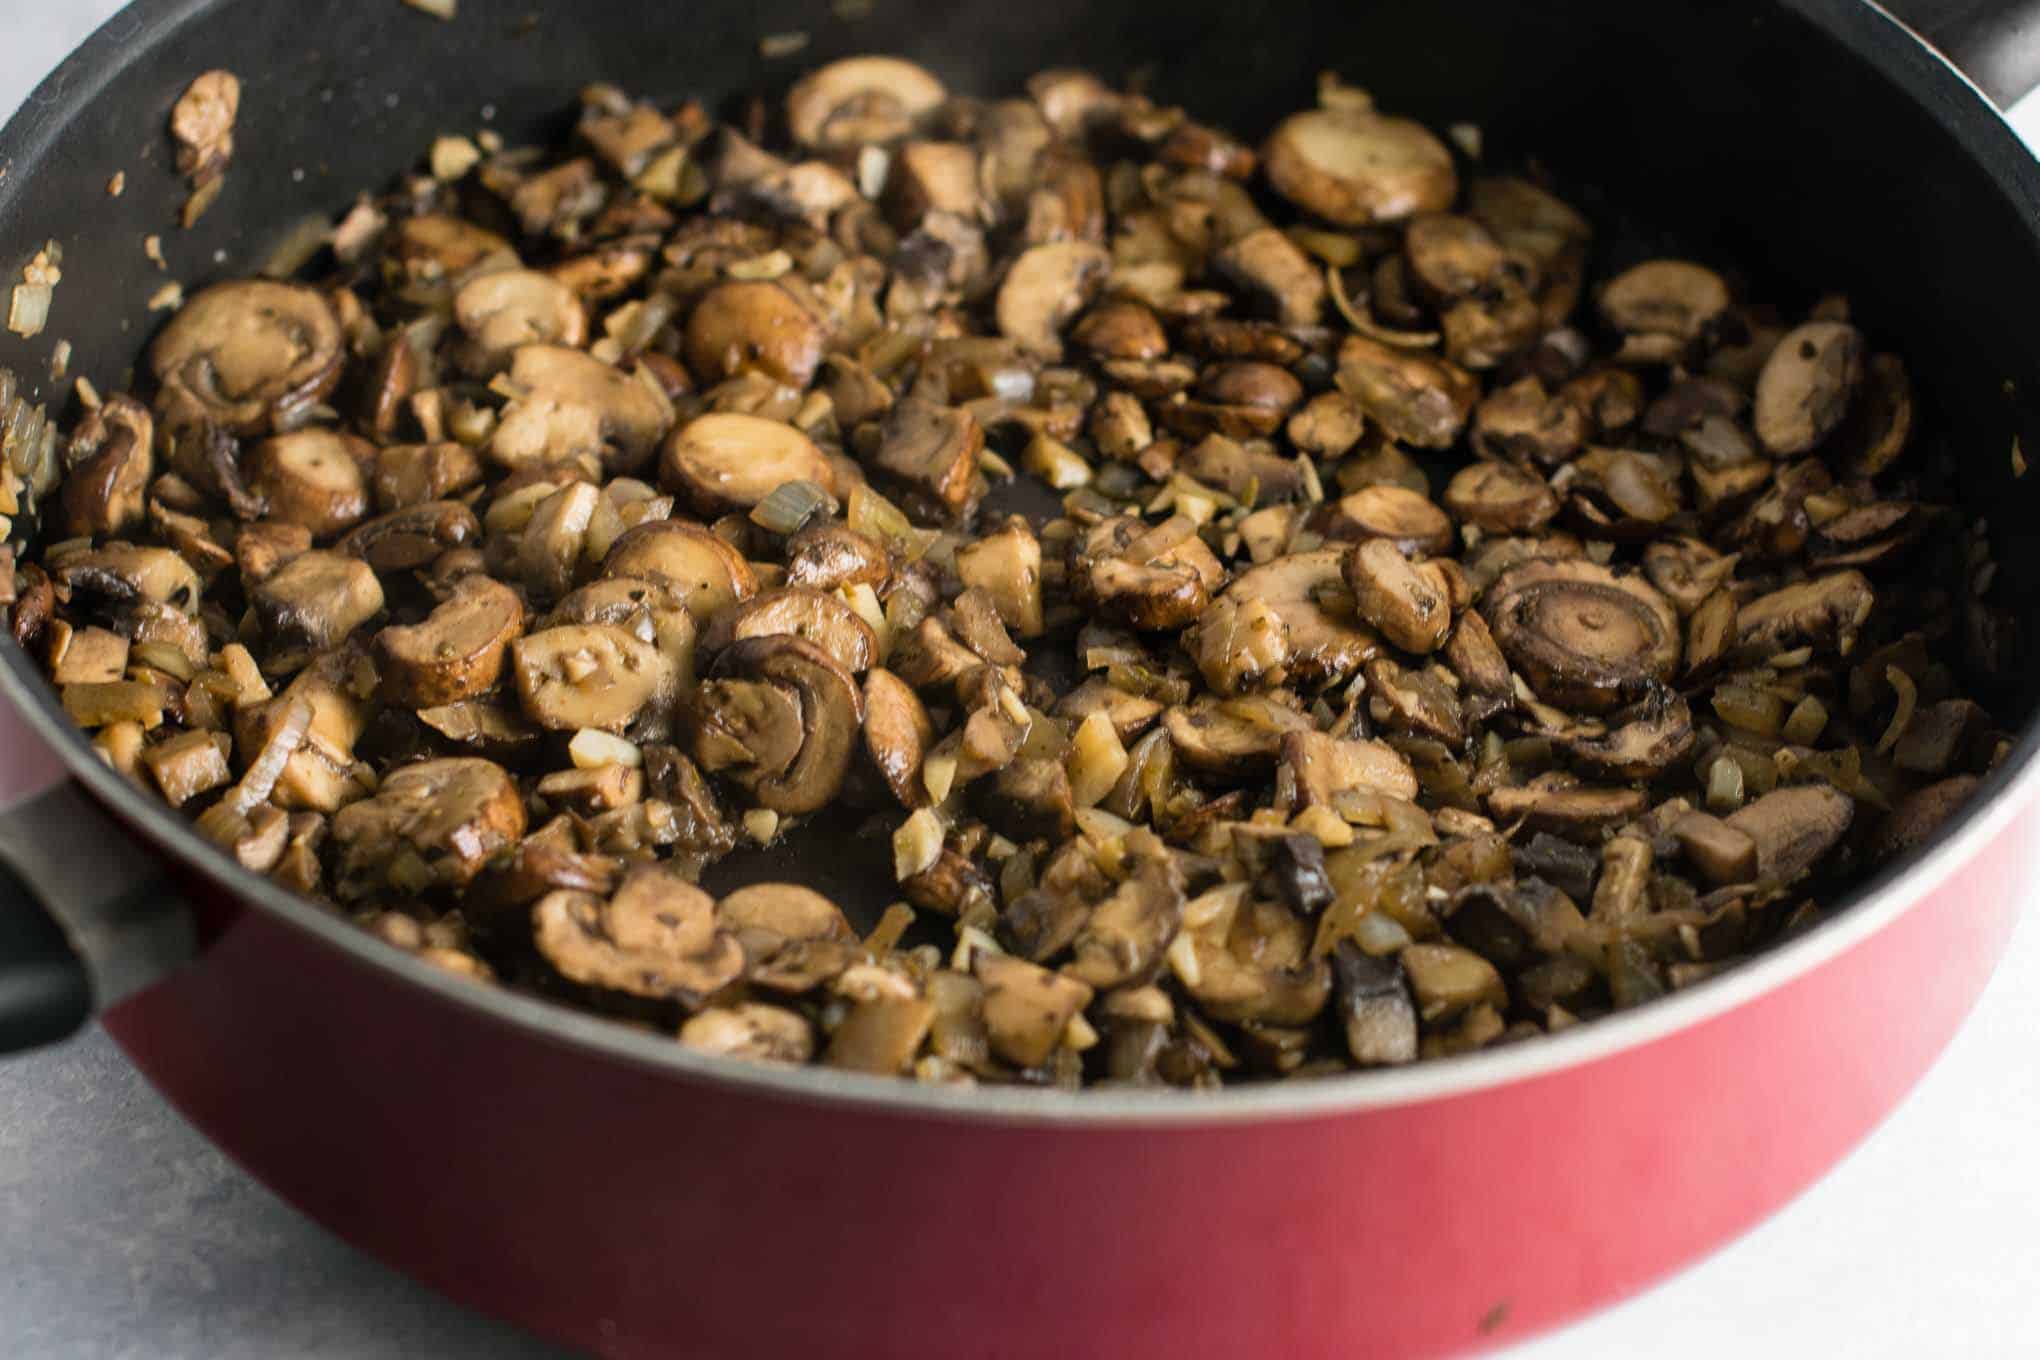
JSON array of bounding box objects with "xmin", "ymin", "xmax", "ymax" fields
[{"xmin": 98, "ymin": 791, "xmax": 2033, "ymax": 1358}]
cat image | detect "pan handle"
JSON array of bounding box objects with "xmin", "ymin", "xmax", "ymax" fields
[
  {"xmin": 1882, "ymin": 0, "xmax": 2040, "ymax": 107},
  {"xmin": 0, "ymin": 698, "xmax": 193, "ymax": 1053}
]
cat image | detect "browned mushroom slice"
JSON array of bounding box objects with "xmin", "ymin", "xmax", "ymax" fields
[
  {"xmin": 718, "ymin": 881, "xmax": 855, "ymax": 953},
  {"xmin": 1332, "ymin": 944, "xmax": 1418, "ymax": 1066},
  {"xmin": 1344, "ymin": 538, "xmax": 1450, "ymax": 655},
  {"xmin": 338, "ymin": 500, "xmax": 480, "ymax": 572},
  {"xmin": 550, "ymin": 574, "xmax": 697, "ymax": 678},
  {"xmin": 1753, "ymin": 321, "xmax": 1864, "ymax": 456},
  {"xmin": 1437, "ymin": 610, "xmax": 1512, "ymax": 722},
  {"xmin": 59, "ymin": 395, "xmax": 153, "ymax": 537},
  {"xmin": 872, "ymin": 397, "xmax": 986, "ymax": 519},
  {"xmin": 331, "ymin": 756, "xmax": 526, "ymax": 896},
  {"xmin": 1072, "ymin": 299, "xmax": 1168, "ymax": 361},
  {"xmin": 1487, "ymin": 775, "xmax": 1648, "ymax": 841},
  {"xmin": 1363, "ymin": 657, "xmax": 1465, "ymax": 743},
  {"xmin": 1187, "ymin": 594, "xmax": 1291, "ymax": 695},
  {"xmin": 600, "ymin": 519, "xmax": 756, "ymax": 622},
  {"xmin": 1562, "ymin": 690, "xmax": 1695, "ymax": 780},
  {"xmin": 534, "ymin": 873, "xmax": 743, "ymax": 1007},
  {"xmin": 680, "ymin": 1002, "xmax": 816, "ymax": 1064},
  {"xmin": 697, "ymin": 635, "xmax": 864, "ymax": 815},
  {"xmin": 1185, "ymin": 900, "xmax": 1333, "ymax": 1026},
  {"xmin": 1070, "ymin": 514, "xmax": 1225, "ymax": 632},
  {"xmin": 1869, "ymin": 775, "xmax": 1980, "ymax": 863},
  {"xmin": 1404, "ymin": 213, "xmax": 1508, "ymax": 300},
  {"xmin": 376, "ymin": 575, "xmax": 525, "ymax": 707},
  {"xmin": 1212, "ymin": 226, "xmax": 1325, "ymax": 327},
  {"xmin": 1400, "ymin": 942, "xmax": 1507, "ymax": 1023},
  {"xmin": 1261, "ymin": 107, "xmax": 1456, "ymax": 225},
  {"xmin": 489, "ymin": 345, "xmax": 674, "ymax": 473},
  {"xmin": 1163, "ymin": 695, "xmax": 1313, "ymax": 777},
  {"xmin": 1641, "ymin": 537, "xmax": 1739, "ymax": 616},
  {"xmin": 1334, "ymin": 335, "xmax": 1477, "ymax": 449},
  {"xmin": 148, "ymin": 281, "xmax": 343, "ymax": 433},
  {"xmin": 390, "ymin": 213, "xmax": 510, "ymax": 278},
  {"xmin": 863, "ymin": 666, "xmax": 934, "ymax": 808},
  {"xmin": 996, "ymin": 241, "xmax": 1108, "ymax": 360},
  {"xmin": 449, "ymin": 270, "xmax": 586, "ymax": 379},
  {"xmin": 1443, "ymin": 461, "xmax": 1558, "ymax": 534},
  {"xmin": 1472, "ymin": 376, "xmax": 1588, "ymax": 467},
  {"xmin": 784, "ymin": 523, "xmax": 890, "ymax": 595},
  {"xmin": 1174, "ymin": 435, "xmax": 1303, "ymax": 505},
  {"xmin": 1220, "ymin": 548, "xmax": 1380, "ymax": 688},
  {"xmin": 880, "ymin": 139, "xmax": 982, "ymax": 229},
  {"xmin": 701, "ymin": 586, "xmax": 876, "ymax": 673},
  {"xmin": 952, "ymin": 517, "xmax": 1043, "ymax": 638},
  {"xmin": 246, "ymin": 429, "xmax": 372, "ymax": 537},
  {"xmin": 1279, "ymin": 729, "xmax": 1418, "ymax": 806},
  {"xmin": 1834, "ymin": 353, "xmax": 1913, "ymax": 479},
  {"xmin": 1806, "ymin": 502, "xmax": 1921, "ymax": 570},
  {"xmin": 372, "ymin": 441, "xmax": 485, "ymax": 512},
  {"xmin": 1725, "ymin": 784, "xmax": 1854, "ymax": 884},
  {"xmin": 1320, "ymin": 484, "xmax": 1455, "ymax": 556},
  {"xmin": 251, "ymin": 550, "xmax": 384, "ymax": 651},
  {"xmin": 1053, "ymin": 677, "xmax": 1164, "ymax": 743},
  {"xmin": 50, "ymin": 542, "xmax": 203, "ymax": 617},
  {"xmin": 1484, "ymin": 559, "xmax": 1679, "ymax": 713},
  {"xmin": 1063, "ymin": 845, "xmax": 1184, "ymax": 990},
  {"xmin": 660, "ymin": 412, "xmax": 835, "ymax": 517},
  {"xmin": 511, "ymin": 623, "xmax": 667, "ymax": 731},
  {"xmin": 1733, "ymin": 570, "xmax": 1874, "ymax": 661},
  {"xmin": 1596, "ymin": 260, "xmax": 1730, "ymax": 353},
  {"xmin": 683, "ymin": 280, "xmax": 826, "ymax": 389},
  {"xmin": 785, "ymin": 55, "xmax": 945, "ymax": 150},
  {"xmin": 974, "ymin": 952, "xmax": 1093, "ymax": 1069},
  {"xmin": 1563, "ymin": 447, "xmax": 1683, "ymax": 540}
]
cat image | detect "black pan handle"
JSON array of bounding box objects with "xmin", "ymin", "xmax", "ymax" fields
[
  {"xmin": 1882, "ymin": 0, "xmax": 2040, "ymax": 106},
  {"xmin": 0, "ymin": 704, "xmax": 193, "ymax": 1053}
]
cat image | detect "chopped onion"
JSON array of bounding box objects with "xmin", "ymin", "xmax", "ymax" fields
[
  {"xmin": 749, "ymin": 478, "xmax": 837, "ymax": 535},
  {"xmin": 7, "ymin": 283, "xmax": 50, "ymax": 338},
  {"xmin": 569, "ymin": 728, "xmax": 642, "ymax": 769}
]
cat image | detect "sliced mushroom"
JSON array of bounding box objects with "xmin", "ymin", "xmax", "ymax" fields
[
  {"xmin": 339, "ymin": 500, "xmax": 481, "ymax": 572},
  {"xmin": 1485, "ymin": 559, "xmax": 1679, "ymax": 713},
  {"xmin": 1163, "ymin": 695, "xmax": 1313, "ymax": 777},
  {"xmin": 1319, "ymin": 484, "xmax": 1455, "ymax": 556},
  {"xmin": 1753, "ymin": 321, "xmax": 1864, "ymax": 456},
  {"xmin": 1486, "ymin": 775, "xmax": 1648, "ymax": 841},
  {"xmin": 863, "ymin": 666, "xmax": 934, "ymax": 808},
  {"xmin": 511, "ymin": 623, "xmax": 668, "ymax": 731},
  {"xmin": 1213, "ymin": 226, "xmax": 1325, "ymax": 327},
  {"xmin": 1070, "ymin": 514, "xmax": 1225, "ymax": 632},
  {"xmin": 1400, "ymin": 942, "xmax": 1507, "ymax": 1023},
  {"xmin": 1596, "ymin": 260, "xmax": 1729, "ymax": 350},
  {"xmin": 872, "ymin": 397, "xmax": 986, "ymax": 519},
  {"xmin": 534, "ymin": 871, "xmax": 743, "ymax": 1006},
  {"xmin": 1279, "ymin": 729, "xmax": 1418, "ymax": 806},
  {"xmin": 679, "ymin": 1002, "xmax": 816, "ymax": 1064},
  {"xmin": 489, "ymin": 345, "xmax": 674, "ymax": 473},
  {"xmin": 702, "ymin": 586, "xmax": 876, "ymax": 673},
  {"xmin": 882, "ymin": 139, "xmax": 984, "ymax": 229},
  {"xmin": 660, "ymin": 412, "xmax": 835, "ymax": 516},
  {"xmin": 1332, "ymin": 944, "xmax": 1418, "ymax": 1066},
  {"xmin": 1184, "ymin": 900, "xmax": 1332, "ymax": 1026},
  {"xmin": 1053, "ymin": 677, "xmax": 1164, "ymax": 743},
  {"xmin": 718, "ymin": 881, "xmax": 855, "ymax": 949},
  {"xmin": 1261, "ymin": 107, "xmax": 1456, "ymax": 225},
  {"xmin": 1335, "ymin": 335, "xmax": 1477, "ymax": 449},
  {"xmin": 1344, "ymin": 538, "xmax": 1450, "ymax": 654},
  {"xmin": 330, "ymin": 757, "xmax": 526, "ymax": 896},
  {"xmin": 247, "ymin": 429, "xmax": 372, "ymax": 537},
  {"xmin": 825, "ymin": 995, "xmax": 939, "ymax": 1074},
  {"xmin": 785, "ymin": 56, "xmax": 946, "ymax": 150},
  {"xmin": 1870, "ymin": 775, "xmax": 1980, "ymax": 863},
  {"xmin": 1641, "ymin": 537, "xmax": 1739, "ymax": 616},
  {"xmin": 1443, "ymin": 460, "xmax": 1558, "ymax": 534},
  {"xmin": 1363, "ymin": 657, "xmax": 1465, "ymax": 743},
  {"xmin": 1733, "ymin": 570, "xmax": 1874, "ymax": 661},
  {"xmin": 373, "ymin": 441, "xmax": 485, "ymax": 512},
  {"xmin": 1071, "ymin": 299, "xmax": 1168, "ymax": 361},
  {"xmin": 1187, "ymin": 594, "xmax": 1291, "ymax": 695},
  {"xmin": 1472, "ymin": 376, "xmax": 1588, "ymax": 467},
  {"xmin": 1725, "ymin": 784, "xmax": 1853, "ymax": 884},
  {"xmin": 251, "ymin": 550, "xmax": 384, "ymax": 651},
  {"xmin": 1064, "ymin": 846, "xmax": 1184, "ymax": 989},
  {"xmin": 600, "ymin": 519, "xmax": 757, "ymax": 622},
  {"xmin": 452, "ymin": 268, "xmax": 587, "ymax": 374},
  {"xmin": 60, "ymin": 396, "xmax": 153, "ymax": 538},
  {"xmin": 694, "ymin": 635, "xmax": 863, "ymax": 815},
  {"xmin": 994, "ymin": 240, "xmax": 1110, "ymax": 360},
  {"xmin": 149, "ymin": 281, "xmax": 343, "ymax": 433},
  {"xmin": 953, "ymin": 517, "xmax": 1044, "ymax": 638},
  {"xmin": 549, "ymin": 575, "xmax": 699, "ymax": 688},
  {"xmin": 1836, "ymin": 353, "xmax": 1914, "ymax": 479},
  {"xmin": 683, "ymin": 280, "xmax": 826, "ymax": 388},
  {"xmin": 1672, "ymin": 809, "xmax": 1759, "ymax": 886},
  {"xmin": 376, "ymin": 575, "xmax": 525, "ymax": 707},
  {"xmin": 1561, "ymin": 690, "xmax": 1695, "ymax": 780},
  {"xmin": 391, "ymin": 212, "xmax": 510, "ymax": 278},
  {"xmin": 975, "ymin": 952, "xmax": 1093, "ymax": 1069},
  {"xmin": 1219, "ymin": 548, "xmax": 1380, "ymax": 687}
]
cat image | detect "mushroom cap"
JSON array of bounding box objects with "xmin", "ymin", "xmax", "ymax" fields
[
  {"xmin": 331, "ymin": 756, "xmax": 526, "ymax": 893},
  {"xmin": 1162, "ymin": 695, "xmax": 1314, "ymax": 777},
  {"xmin": 338, "ymin": 500, "xmax": 480, "ymax": 572},
  {"xmin": 1596, "ymin": 260, "xmax": 1729, "ymax": 341},
  {"xmin": 599, "ymin": 519, "xmax": 757, "ymax": 623},
  {"xmin": 511, "ymin": 622, "xmax": 668, "ymax": 732},
  {"xmin": 1753, "ymin": 321, "xmax": 1864, "ymax": 456},
  {"xmin": 785, "ymin": 55, "xmax": 947, "ymax": 150},
  {"xmin": 1443, "ymin": 460, "xmax": 1559, "ymax": 534},
  {"xmin": 453, "ymin": 268, "xmax": 588, "ymax": 371},
  {"xmin": 489, "ymin": 345, "xmax": 675, "ymax": 473},
  {"xmin": 996, "ymin": 240, "xmax": 1109, "ymax": 359},
  {"xmin": 717, "ymin": 881, "xmax": 855, "ymax": 944},
  {"xmin": 703, "ymin": 634, "xmax": 865, "ymax": 815},
  {"xmin": 1219, "ymin": 547, "xmax": 1381, "ymax": 688},
  {"xmin": 683, "ymin": 280, "xmax": 827, "ymax": 388},
  {"xmin": 1070, "ymin": 515, "xmax": 1225, "ymax": 633},
  {"xmin": 1320, "ymin": 484, "xmax": 1456, "ymax": 556},
  {"xmin": 660, "ymin": 412, "xmax": 836, "ymax": 516},
  {"xmin": 1344, "ymin": 537, "xmax": 1451, "ymax": 655},
  {"xmin": 149, "ymin": 280, "xmax": 343, "ymax": 433},
  {"xmin": 375, "ymin": 575, "xmax": 525, "ymax": 707},
  {"xmin": 701, "ymin": 586, "xmax": 878, "ymax": 674},
  {"xmin": 1484, "ymin": 558, "xmax": 1679, "ymax": 714},
  {"xmin": 862, "ymin": 666, "xmax": 934, "ymax": 809},
  {"xmin": 533, "ymin": 880, "xmax": 744, "ymax": 1006},
  {"xmin": 1262, "ymin": 107, "xmax": 1457, "ymax": 226},
  {"xmin": 1335, "ymin": 334, "xmax": 1477, "ymax": 449},
  {"xmin": 248, "ymin": 428, "xmax": 374, "ymax": 537}
]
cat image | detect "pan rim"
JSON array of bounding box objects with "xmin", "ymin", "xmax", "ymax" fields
[{"xmin": 1, "ymin": 0, "xmax": 2034, "ymax": 1128}]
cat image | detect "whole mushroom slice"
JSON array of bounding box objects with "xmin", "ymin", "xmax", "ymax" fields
[
  {"xmin": 683, "ymin": 280, "xmax": 826, "ymax": 388},
  {"xmin": 1335, "ymin": 335, "xmax": 1478, "ymax": 449},
  {"xmin": 60, "ymin": 395, "xmax": 153, "ymax": 537},
  {"xmin": 1484, "ymin": 558, "xmax": 1680, "ymax": 714},
  {"xmin": 1070, "ymin": 514, "xmax": 1226, "ymax": 633},
  {"xmin": 338, "ymin": 500, "xmax": 480, "ymax": 572},
  {"xmin": 330, "ymin": 756, "xmax": 526, "ymax": 896},
  {"xmin": 376, "ymin": 575, "xmax": 525, "ymax": 707},
  {"xmin": 452, "ymin": 268, "xmax": 588, "ymax": 373},
  {"xmin": 698, "ymin": 635, "xmax": 864, "ymax": 815},
  {"xmin": 785, "ymin": 55, "xmax": 946, "ymax": 150},
  {"xmin": 1344, "ymin": 538, "xmax": 1451, "ymax": 655},
  {"xmin": 1596, "ymin": 259, "xmax": 1730, "ymax": 351},
  {"xmin": 996, "ymin": 241, "xmax": 1110, "ymax": 359},
  {"xmin": 149, "ymin": 280, "xmax": 343, "ymax": 433},
  {"xmin": 660, "ymin": 412, "xmax": 836, "ymax": 516},
  {"xmin": 247, "ymin": 429, "xmax": 373, "ymax": 537},
  {"xmin": 1560, "ymin": 689, "xmax": 1695, "ymax": 781},
  {"xmin": 1733, "ymin": 570, "xmax": 1874, "ymax": 662},
  {"xmin": 1220, "ymin": 548, "xmax": 1381, "ymax": 688},
  {"xmin": 511, "ymin": 623, "xmax": 668, "ymax": 732},
  {"xmin": 1261, "ymin": 106, "xmax": 1457, "ymax": 225},
  {"xmin": 1443, "ymin": 461, "xmax": 1559, "ymax": 534},
  {"xmin": 975, "ymin": 952, "xmax": 1094, "ymax": 1069},
  {"xmin": 679, "ymin": 1002, "xmax": 816, "ymax": 1064},
  {"xmin": 1279, "ymin": 729, "xmax": 1418, "ymax": 807},
  {"xmin": 718, "ymin": 882, "xmax": 856, "ymax": 956},
  {"xmin": 1163, "ymin": 695, "xmax": 1314, "ymax": 777},
  {"xmin": 600, "ymin": 519, "xmax": 757, "ymax": 623},
  {"xmin": 1752, "ymin": 321, "xmax": 1864, "ymax": 456},
  {"xmin": 251, "ymin": 550, "xmax": 384, "ymax": 651},
  {"xmin": 533, "ymin": 878, "xmax": 744, "ymax": 1008},
  {"xmin": 863, "ymin": 666, "xmax": 935, "ymax": 808},
  {"xmin": 1725, "ymin": 784, "xmax": 1854, "ymax": 885},
  {"xmin": 701, "ymin": 586, "xmax": 878, "ymax": 674},
  {"xmin": 872, "ymin": 397, "xmax": 986, "ymax": 520},
  {"xmin": 489, "ymin": 345, "xmax": 674, "ymax": 474}
]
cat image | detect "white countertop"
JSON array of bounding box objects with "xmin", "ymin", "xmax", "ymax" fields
[{"xmin": 0, "ymin": 5, "xmax": 2036, "ymax": 1355}]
